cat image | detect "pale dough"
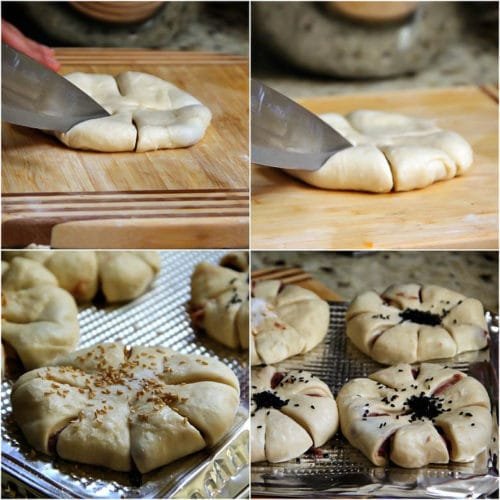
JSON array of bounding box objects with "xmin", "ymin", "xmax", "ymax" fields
[
  {"xmin": 346, "ymin": 283, "xmax": 488, "ymax": 364},
  {"xmin": 337, "ymin": 363, "xmax": 492, "ymax": 467},
  {"xmin": 251, "ymin": 365, "xmax": 338, "ymax": 463},
  {"xmin": 251, "ymin": 280, "xmax": 329, "ymax": 365},
  {"xmin": 2, "ymin": 257, "xmax": 79, "ymax": 369},
  {"xmin": 3, "ymin": 251, "xmax": 161, "ymax": 303},
  {"xmin": 288, "ymin": 110, "xmax": 473, "ymax": 192},
  {"xmin": 190, "ymin": 253, "xmax": 249, "ymax": 349},
  {"xmin": 11, "ymin": 343, "xmax": 239, "ymax": 473},
  {"xmin": 54, "ymin": 72, "xmax": 211, "ymax": 152}
]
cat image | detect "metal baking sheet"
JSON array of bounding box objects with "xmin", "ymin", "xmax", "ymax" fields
[
  {"xmin": 1, "ymin": 251, "xmax": 249, "ymax": 499},
  {"xmin": 252, "ymin": 302, "xmax": 499, "ymax": 498}
]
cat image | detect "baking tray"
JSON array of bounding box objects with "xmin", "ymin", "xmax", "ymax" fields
[
  {"xmin": 1, "ymin": 251, "xmax": 249, "ymax": 499},
  {"xmin": 251, "ymin": 302, "xmax": 499, "ymax": 498}
]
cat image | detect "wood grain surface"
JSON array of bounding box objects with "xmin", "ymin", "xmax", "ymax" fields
[
  {"xmin": 2, "ymin": 49, "xmax": 249, "ymax": 248},
  {"xmin": 252, "ymin": 86, "xmax": 498, "ymax": 250}
]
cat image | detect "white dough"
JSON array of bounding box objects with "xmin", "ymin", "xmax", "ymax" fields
[
  {"xmin": 289, "ymin": 110, "xmax": 473, "ymax": 193},
  {"xmin": 54, "ymin": 72, "xmax": 211, "ymax": 152}
]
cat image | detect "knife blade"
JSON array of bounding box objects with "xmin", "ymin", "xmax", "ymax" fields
[
  {"xmin": 2, "ymin": 44, "xmax": 109, "ymax": 132},
  {"xmin": 251, "ymin": 80, "xmax": 352, "ymax": 171}
]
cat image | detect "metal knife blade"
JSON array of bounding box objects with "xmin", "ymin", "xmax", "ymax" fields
[
  {"xmin": 251, "ymin": 80, "xmax": 352, "ymax": 171},
  {"xmin": 2, "ymin": 44, "xmax": 109, "ymax": 132}
]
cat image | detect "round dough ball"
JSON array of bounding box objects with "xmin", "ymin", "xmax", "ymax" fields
[
  {"xmin": 288, "ymin": 110, "xmax": 473, "ymax": 193},
  {"xmin": 346, "ymin": 283, "xmax": 488, "ymax": 364},
  {"xmin": 96, "ymin": 251, "xmax": 161, "ymax": 303},
  {"xmin": 11, "ymin": 343, "xmax": 239, "ymax": 473},
  {"xmin": 251, "ymin": 280, "xmax": 329, "ymax": 365},
  {"xmin": 190, "ymin": 253, "xmax": 249, "ymax": 349},
  {"xmin": 54, "ymin": 71, "xmax": 212, "ymax": 153},
  {"xmin": 251, "ymin": 365, "xmax": 338, "ymax": 463},
  {"xmin": 337, "ymin": 363, "xmax": 492, "ymax": 467}
]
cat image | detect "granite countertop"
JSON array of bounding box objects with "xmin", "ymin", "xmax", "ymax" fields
[
  {"xmin": 252, "ymin": 251, "xmax": 498, "ymax": 312},
  {"xmin": 253, "ymin": 4, "xmax": 498, "ymax": 97}
]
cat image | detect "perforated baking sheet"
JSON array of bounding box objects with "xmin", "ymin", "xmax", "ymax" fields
[
  {"xmin": 252, "ymin": 302, "xmax": 499, "ymax": 498},
  {"xmin": 1, "ymin": 251, "xmax": 249, "ymax": 499}
]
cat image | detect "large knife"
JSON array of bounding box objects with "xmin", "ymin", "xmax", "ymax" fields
[
  {"xmin": 251, "ymin": 80, "xmax": 352, "ymax": 171},
  {"xmin": 2, "ymin": 44, "xmax": 109, "ymax": 132}
]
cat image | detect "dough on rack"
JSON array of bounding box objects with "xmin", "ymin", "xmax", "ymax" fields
[{"xmin": 346, "ymin": 283, "xmax": 488, "ymax": 364}]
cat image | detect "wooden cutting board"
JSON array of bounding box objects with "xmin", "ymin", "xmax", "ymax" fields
[
  {"xmin": 252, "ymin": 86, "xmax": 498, "ymax": 249},
  {"xmin": 2, "ymin": 48, "xmax": 249, "ymax": 248}
]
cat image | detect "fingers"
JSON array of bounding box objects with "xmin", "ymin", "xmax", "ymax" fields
[{"xmin": 2, "ymin": 20, "xmax": 60, "ymax": 71}]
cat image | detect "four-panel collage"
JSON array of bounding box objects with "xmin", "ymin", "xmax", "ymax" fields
[{"xmin": 0, "ymin": 1, "xmax": 498, "ymax": 499}]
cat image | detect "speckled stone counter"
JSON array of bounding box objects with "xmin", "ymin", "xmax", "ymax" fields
[
  {"xmin": 252, "ymin": 252, "xmax": 498, "ymax": 312},
  {"xmin": 253, "ymin": 3, "xmax": 498, "ymax": 97}
]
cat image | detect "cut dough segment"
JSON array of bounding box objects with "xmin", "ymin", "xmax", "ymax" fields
[
  {"xmin": 11, "ymin": 343, "xmax": 239, "ymax": 473},
  {"xmin": 251, "ymin": 280, "xmax": 330, "ymax": 365},
  {"xmin": 251, "ymin": 365, "xmax": 338, "ymax": 463},
  {"xmin": 337, "ymin": 363, "xmax": 491, "ymax": 468},
  {"xmin": 346, "ymin": 283, "xmax": 488, "ymax": 364},
  {"xmin": 190, "ymin": 253, "xmax": 249, "ymax": 350},
  {"xmin": 53, "ymin": 71, "xmax": 211, "ymax": 152},
  {"xmin": 287, "ymin": 109, "xmax": 473, "ymax": 193}
]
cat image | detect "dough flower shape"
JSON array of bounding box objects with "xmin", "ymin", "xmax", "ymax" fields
[
  {"xmin": 2, "ymin": 258, "xmax": 79, "ymax": 370},
  {"xmin": 251, "ymin": 366, "xmax": 338, "ymax": 463},
  {"xmin": 3, "ymin": 251, "xmax": 161, "ymax": 303},
  {"xmin": 346, "ymin": 283, "xmax": 488, "ymax": 364},
  {"xmin": 190, "ymin": 253, "xmax": 249, "ymax": 349},
  {"xmin": 54, "ymin": 72, "xmax": 212, "ymax": 152},
  {"xmin": 337, "ymin": 363, "xmax": 492, "ymax": 468},
  {"xmin": 288, "ymin": 110, "xmax": 473, "ymax": 193},
  {"xmin": 11, "ymin": 343, "xmax": 240, "ymax": 473},
  {"xmin": 251, "ymin": 280, "xmax": 329, "ymax": 365}
]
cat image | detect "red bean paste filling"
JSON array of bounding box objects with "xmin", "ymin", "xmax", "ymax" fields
[
  {"xmin": 399, "ymin": 308, "xmax": 442, "ymax": 326},
  {"xmin": 253, "ymin": 390, "xmax": 288, "ymax": 411}
]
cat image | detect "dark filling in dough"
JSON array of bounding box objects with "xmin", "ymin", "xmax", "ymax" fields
[
  {"xmin": 399, "ymin": 308, "xmax": 442, "ymax": 326},
  {"xmin": 253, "ymin": 390, "xmax": 288, "ymax": 411},
  {"xmin": 405, "ymin": 394, "xmax": 444, "ymax": 422}
]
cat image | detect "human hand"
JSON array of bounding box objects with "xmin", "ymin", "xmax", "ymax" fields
[{"xmin": 2, "ymin": 19, "xmax": 60, "ymax": 71}]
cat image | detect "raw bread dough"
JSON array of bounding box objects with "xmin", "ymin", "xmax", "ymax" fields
[
  {"xmin": 2, "ymin": 257, "xmax": 79, "ymax": 369},
  {"xmin": 337, "ymin": 363, "xmax": 492, "ymax": 467},
  {"xmin": 54, "ymin": 72, "xmax": 211, "ymax": 152},
  {"xmin": 346, "ymin": 283, "xmax": 488, "ymax": 364},
  {"xmin": 288, "ymin": 110, "xmax": 473, "ymax": 192},
  {"xmin": 11, "ymin": 343, "xmax": 239, "ymax": 473},
  {"xmin": 251, "ymin": 280, "xmax": 329, "ymax": 365},
  {"xmin": 190, "ymin": 253, "xmax": 249, "ymax": 349},
  {"xmin": 251, "ymin": 365, "xmax": 338, "ymax": 463},
  {"xmin": 3, "ymin": 251, "xmax": 161, "ymax": 303}
]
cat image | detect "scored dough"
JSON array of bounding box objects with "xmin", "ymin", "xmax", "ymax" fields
[
  {"xmin": 11, "ymin": 343, "xmax": 240, "ymax": 473},
  {"xmin": 337, "ymin": 363, "xmax": 492, "ymax": 468},
  {"xmin": 251, "ymin": 280, "xmax": 330, "ymax": 365},
  {"xmin": 2, "ymin": 251, "xmax": 161, "ymax": 303},
  {"xmin": 251, "ymin": 365, "xmax": 338, "ymax": 463},
  {"xmin": 190, "ymin": 253, "xmax": 249, "ymax": 350},
  {"xmin": 288, "ymin": 110, "xmax": 473, "ymax": 193},
  {"xmin": 346, "ymin": 283, "xmax": 489, "ymax": 364},
  {"xmin": 54, "ymin": 72, "xmax": 212, "ymax": 152}
]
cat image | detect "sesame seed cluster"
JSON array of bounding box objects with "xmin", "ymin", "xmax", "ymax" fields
[
  {"xmin": 337, "ymin": 363, "xmax": 492, "ymax": 468},
  {"xmin": 251, "ymin": 365, "xmax": 338, "ymax": 463},
  {"xmin": 251, "ymin": 280, "xmax": 330, "ymax": 365},
  {"xmin": 190, "ymin": 253, "xmax": 249, "ymax": 349},
  {"xmin": 346, "ymin": 283, "xmax": 488, "ymax": 364},
  {"xmin": 11, "ymin": 343, "xmax": 240, "ymax": 473}
]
